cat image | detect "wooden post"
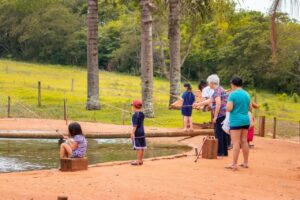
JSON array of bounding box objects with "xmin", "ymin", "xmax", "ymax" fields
[
  {"xmin": 71, "ymin": 79, "xmax": 74, "ymax": 92},
  {"xmin": 273, "ymin": 117, "xmax": 277, "ymax": 139},
  {"xmin": 299, "ymin": 121, "xmax": 300, "ymax": 143},
  {"xmin": 7, "ymin": 96, "xmax": 11, "ymax": 118},
  {"xmin": 57, "ymin": 196, "xmax": 68, "ymax": 200},
  {"xmin": 38, "ymin": 81, "xmax": 41, "ymax": 107},
  {"xmin": 64, "ymin": 98, "xmax": 67, "ymax": 125},
  {"xmin": 259, "ymin": 116, "xmax": 266, "ymax": 137}
]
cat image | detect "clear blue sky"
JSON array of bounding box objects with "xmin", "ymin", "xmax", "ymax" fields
[{"xmin": 237, "ymin": 0, "xmax": 300, "ymax": 21}]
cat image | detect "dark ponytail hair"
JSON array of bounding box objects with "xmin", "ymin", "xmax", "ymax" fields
[
  {"xmin": 231, "ymin": 77, "xmax": 243, "ymax": 87},
  {"xmin": 198, "ymin": 80, "xmax": 207, "ymax": 91},
  {"xmin": 184, "ymin": 82, "xmax": 192, "ymax": 91},
  {"xmin": 68, "ymin": 122, "xmax": 83, "ymax": 137}
]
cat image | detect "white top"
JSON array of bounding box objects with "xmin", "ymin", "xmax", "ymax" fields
[{"xmin": 202, "ymin": 86, "xmax": 214, "ymax": 98}]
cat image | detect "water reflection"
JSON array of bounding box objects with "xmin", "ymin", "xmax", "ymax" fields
[{"xmin": 0, "ymin": 138, "xmax": 191, "ymax": 172}]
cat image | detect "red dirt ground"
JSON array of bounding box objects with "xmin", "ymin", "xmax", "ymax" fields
[
  {"xmin": 0, "ymin": 118, "xmax": 299, "ymax": 200},
  {"xmin": 0, "ymin": 118, "xmax": 178, "ymax": 134}
]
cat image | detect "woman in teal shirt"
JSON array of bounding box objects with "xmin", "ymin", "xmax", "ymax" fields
[{"xmin": 226, "ymin": 77, "xmax": 250, "ymax": 170}]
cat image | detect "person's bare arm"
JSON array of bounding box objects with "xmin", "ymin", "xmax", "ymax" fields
[
  {"xmin": 226, "ymin": 101, "xmax": 233, "ymax": 112},
  {"xmin": 193, "ymin": 98, "xmax": 212, "ymax": 108},
  {"xmin": 131, "ymin": 127, "xmax": 137, "ymax": 139},
  {"xmin": 64, "ymin": 136, "xmax": 78, "ymax": 150},
  {"xmin": 213, "ymin": 96, "xmax": 221, "ymax": 122}
]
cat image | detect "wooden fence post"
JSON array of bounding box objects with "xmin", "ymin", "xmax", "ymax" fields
[
  {"xmin": 71, "ymin": 79, "xmax": 74, "ymax": 92},
  {"xmin": 273, "ymin": 117, "xmax": 277, "ymax": 139},
  {"xmin": 7, "ymin": 96, "xmax": 11, "ymax": 118},
  {"xmin": 259, "ymin": 116, "xmax": 266, "ymax": 137},
  {"xmin": 64, "ymin": 98, "xmax": 67, "ymax": 125},
  {"xmin": 38, "ymin": 81, "xmax": 41, "ymax": 107},
  {"xmin": 57, "ymin": 196, "xmax": 68, "ymax": 200}
]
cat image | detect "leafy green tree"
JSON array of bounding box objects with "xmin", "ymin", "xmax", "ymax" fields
[{"xmin": 218, "ymin": 11, "xmax": 271, "ymax": 87}]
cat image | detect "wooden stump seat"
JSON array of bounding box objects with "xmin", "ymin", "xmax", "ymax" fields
[
  {"xmin": 202, "ymin": 136, "xmax": 218, "ymax": 159},
  {"xmin": 60, "ymin": 157, "xmax": 88, "ymax": 172}
]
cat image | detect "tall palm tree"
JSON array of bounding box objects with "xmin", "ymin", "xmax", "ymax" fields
[
  {"xmin": 168, "ymin": 0, "xmax": 181, "ymax": 105},
  {"xmin": 86, "ymin": 0, "xmax": 100, "ymax": 110},
  {"xmin": 270, "ymin": 0, "xmax": 300, "ymax": 63},
  {"xmin": 168, "ymin": 0, "xmax": 211, "ymax": 105},
  {"xmin": 140, "ymin": 0, "xmax": 155, "ymax": 117}
]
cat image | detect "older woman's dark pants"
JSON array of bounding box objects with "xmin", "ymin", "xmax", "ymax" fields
[{"xmin": 214, "ymin": 116, "xmax": 228, "ymax": 156}]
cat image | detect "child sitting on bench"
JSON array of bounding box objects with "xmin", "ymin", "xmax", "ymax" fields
[{"xmin": 60, "ymin": 122, "xmax": 87, "ymax": 159}]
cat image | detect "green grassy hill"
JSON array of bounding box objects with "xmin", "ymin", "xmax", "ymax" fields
[
  {"xmin": 0, "ymin": 60, "xmax": 299, "ymax": 137},
  {"xmin": 0, "ymin": 60, "xmax": 211, "ymax": 127}
]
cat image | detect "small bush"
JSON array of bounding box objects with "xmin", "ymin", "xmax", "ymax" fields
[
  {"xmin": 262, "ymin": 102, "xmax": 269, "ymax": 111},
  {"xmin": 292, "ymin": 93, "xmax": 299, "ymax": 103},
  {"xmin": 278, "ymin": 93, "xmax": 287, "ymax": 101}
]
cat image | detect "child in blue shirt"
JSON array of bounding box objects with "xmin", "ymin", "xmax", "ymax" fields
[
  {"xmin": 131, "ymin": 100, "xmax": 146, "ymax": 166},
  {"xmin": 181, "ymin": 83, "xmax": 195, "ymax": 132}
]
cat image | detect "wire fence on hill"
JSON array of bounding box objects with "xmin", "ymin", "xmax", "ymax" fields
[
  {"xmin": 0, "ymin": 78, "xmax": 299, "ymax": 139},
  {"xmin": 1, "ymin": 95, "xmax": 299, "ymax": 140}
]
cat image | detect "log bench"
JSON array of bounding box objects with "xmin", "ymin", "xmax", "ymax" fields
[{"xmin": 60, "ymin": 157, "xmax": 88, "ymax": 172}]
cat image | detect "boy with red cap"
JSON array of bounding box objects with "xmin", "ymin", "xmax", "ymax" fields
[{"xmin": 131, "ymin": 100, "xmax": 146, "ymax": 165}]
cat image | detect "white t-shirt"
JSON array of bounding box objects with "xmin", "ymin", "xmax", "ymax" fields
[{"xmin": 202, "ymin": 86, "xmax": 214, "ymax": 99}]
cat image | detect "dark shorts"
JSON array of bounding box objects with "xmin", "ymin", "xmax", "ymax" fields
[
  {"xmin": 230, "ymin": 125, "xmax": 250, "ymax": 130},
  {"xmin": 132, "ymin": 137, "xmax": 147, "ymax": 150},
  {"xmin": 181, "ymin": 107, "xmax": 192, "ymax": 117}
]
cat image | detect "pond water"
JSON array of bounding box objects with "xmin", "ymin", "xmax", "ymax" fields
[{"xmin": 0, "ymin": 138, "xmax": 191, "ymax": 173}]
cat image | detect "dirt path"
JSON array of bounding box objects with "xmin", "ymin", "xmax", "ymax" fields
[
  {"xmin": 0, "ymin": 135, "xmax": 299, "ymax": 200},
  {"xmin": 0, "ymin": 118, "xmax": 174, "ymax": 133}
]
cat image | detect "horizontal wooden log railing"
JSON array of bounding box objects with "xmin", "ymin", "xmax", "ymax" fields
[{"xmin": 0, "ymin": 129, "xmax": 214, "ymax": 139}]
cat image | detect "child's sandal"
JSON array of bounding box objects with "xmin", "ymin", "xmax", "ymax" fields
[{"xmin": 131, "ymin": 161, "xmax": 143, "ymax": 166}]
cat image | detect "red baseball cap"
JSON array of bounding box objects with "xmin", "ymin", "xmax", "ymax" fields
[{"xmin": 132, "ymin": 100, "xmax": 143, "ymax": 108}]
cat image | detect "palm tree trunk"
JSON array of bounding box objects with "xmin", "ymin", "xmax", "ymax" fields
[
  {"xmin": 168, "ymin": 0, "xmax": 181, "ymax": 105},
  {"xmin": 86, "ymin": 0, "xmax": 100, "ymax": 110},
  {"xmin": 270, "ymin": 0, "xmax": 280, "ymax": 64},
  {"xmin": 140, "ymin": 0, "xmax": 154, "ymax": 118}
]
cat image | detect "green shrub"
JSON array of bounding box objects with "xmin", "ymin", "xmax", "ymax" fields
[
  {"xmin": 278, "ymin": 93, "xmax": 287, "ymax": 101},
  {"xmin": 292, "ymin": 93, "xmax": 299, "ymax": 103},
  {"xmin": 262, "ymin": 102, "xmax": 269, "ymax": 111}
]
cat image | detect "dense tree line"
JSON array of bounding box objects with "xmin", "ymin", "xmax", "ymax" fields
[{"xmin": 0, "ymin": 0, "xmax": 299, "ymax": 93}]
